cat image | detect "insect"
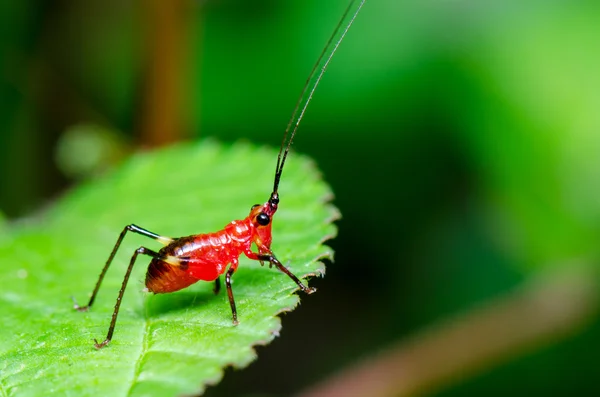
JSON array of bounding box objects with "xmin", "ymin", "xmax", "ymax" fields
[{"xmin": 74, "ymin": 0, "xmax": 365, "ymax": 349}]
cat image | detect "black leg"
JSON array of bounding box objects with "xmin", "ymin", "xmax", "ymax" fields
[
  {"xmin": 73, "ymin": 224, "xmax": 172, "ymax": 311},
  {"xmin": 225, "ymin": 267, "xmax": 238, "ymax": 325},
  {"xmin": 213, "ymin": 276, "xmax": 221, "ymax": 295},
  {"xmin": 258, "ymin": 254, "xmax": 316, "ymax": 294},
  {"xmin": 94, "ymin": 246, "xmax": 160, "ymax": 349}
]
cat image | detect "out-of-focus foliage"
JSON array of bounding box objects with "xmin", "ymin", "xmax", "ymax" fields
[
  {"xmin": 1, "ymin": 0, "xmax": 600, "ymax": 396},
  {"xmin": 55, "ymin": 124, "xmax": 130, "ymax": 179}
]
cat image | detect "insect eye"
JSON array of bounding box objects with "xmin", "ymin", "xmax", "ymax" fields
[
  {"xmin": 256, "ymin": 213, "xmax": 270, "ymax": 226},
  {"xmin": 251, "ymin": 204, "xmax": 260, "ymax": 210}
]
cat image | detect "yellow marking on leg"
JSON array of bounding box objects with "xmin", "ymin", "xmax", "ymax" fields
[
  {"xmin": 163, "ymin": 255, "xmax": 184, "ymax": 266},
  {"xmin": 157, "ymin": 236, "xmax": 174, "ymax": 245}
]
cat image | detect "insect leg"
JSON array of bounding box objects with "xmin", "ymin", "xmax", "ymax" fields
[
  {"xmin": 258, "ymin": 254, "xmax": 317, "ymax": 295},
  {"xmin": 213, "ymin": 276, "xmax": 221, "ymax": 295},
  {"xmin": 225, "ymin": 266, "xmax": 239, "ymax": 325},
  {"xmin": 94, "ymin": 246, "xmax": 161, "ymax": 349},
  {"xmin": 73, "ymin": 224, "xmax": 173, "ymax": 311}
]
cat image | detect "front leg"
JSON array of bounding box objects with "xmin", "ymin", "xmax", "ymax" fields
[
  {"xmin": 244, "ymin": 249, "xmax": 316, "ymax": 294},
  {"xmin": 213, "ymin": 276, "xmax": 221, "ymax": 295},
  {"xmin": 225, "ymin": 259, "xmax": 239, "ymax": 325}
]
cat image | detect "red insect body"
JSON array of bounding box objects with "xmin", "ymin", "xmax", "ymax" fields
[{"xmin": 146, "ymin": 200, "xmax": 276, "ymax": 293}]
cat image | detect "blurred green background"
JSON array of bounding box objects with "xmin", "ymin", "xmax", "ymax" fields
[{"xmin": 2, "ymin": 0, "xmax": 600, "ymax": 396}]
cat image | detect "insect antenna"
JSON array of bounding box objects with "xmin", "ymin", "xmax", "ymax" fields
[{"xmin": 271, "ymin": 0, "xmax": 365, "ymax": 201}]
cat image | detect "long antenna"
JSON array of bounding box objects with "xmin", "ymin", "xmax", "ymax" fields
[{"xmin": 272, "ymin": 0, "xmax": 365, "ymax": 196}]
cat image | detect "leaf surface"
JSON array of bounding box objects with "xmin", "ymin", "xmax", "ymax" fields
[{"xmin": 0, "ymin": 141, "xmax": 338, "ymax": 397}]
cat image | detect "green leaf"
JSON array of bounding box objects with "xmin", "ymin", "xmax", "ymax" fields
[{"xmin": 0, "ymin": 140, "xmax": 338, "ymax": 397}]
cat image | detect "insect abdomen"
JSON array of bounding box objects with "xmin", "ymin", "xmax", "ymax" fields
[{"xmin": 145, "ymin": 258, "xmax": 199, "ymax": 293}]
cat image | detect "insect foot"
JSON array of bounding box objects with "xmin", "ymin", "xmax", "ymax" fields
[
  {"xmin": 93, "ymin": 338, "xmax": 110, "ymax": 349},
  {"xmin": 304, "ymin": 286, "xmax": 317, "ymax": 294},
  {"xmin": 71, "ymin": 296, "xmax": 90, "ymax": 312}
]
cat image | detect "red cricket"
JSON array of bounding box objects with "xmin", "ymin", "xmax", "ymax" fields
[{"xmin": 74, "ymin": 0, "xmax": 365, "ymax": 349}]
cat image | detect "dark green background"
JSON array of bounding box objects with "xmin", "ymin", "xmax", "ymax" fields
[{"xmin": 2, "ymin": 0, "xmax": 600, "ymax": 396}]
